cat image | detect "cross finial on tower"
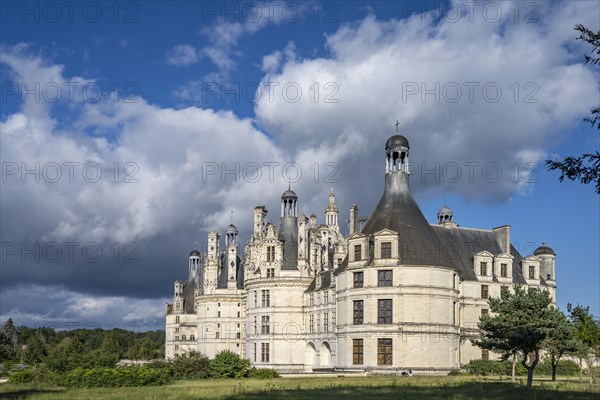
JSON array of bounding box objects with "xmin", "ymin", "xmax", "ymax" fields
[
  {"xmin": 395, "ymin": 120, "xmax": 400, "ymax": 132},
  {"xmin": 230, "ymin": 210, "xmax": 233, "ymax": 223}
]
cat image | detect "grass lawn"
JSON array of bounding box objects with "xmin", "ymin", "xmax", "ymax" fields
[{"xmin": 0, "ymin": 375, "xmax": 599, "ymax": 400}]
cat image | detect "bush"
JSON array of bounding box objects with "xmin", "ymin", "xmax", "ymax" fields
[
  {"xmin": 9, "ymin": 370, "xmax": 34, "ymax": 383},
  {"xmin": 537, "ymin": 359, "xmax": 580, "ymax": 376},
  {"xmin": 209, "ymin": 350, "xmax": 249, "ymax": 378},
  {"xmin": 172, "ymin": 353, "xmax": 210, "ymax": 379},
  {"xmin": 247, "ymin": 367, "xmax": 280, "ymax": 379},
  {"xmin": 52, "ymin": 365, "xmax": 170, "ymax": 388},
  {"xmin": 447, "ymin": 369, "xmax": 462, "ymax": 376},
  {"xmin": 464, "ymin": 359, "xmax": 526, "ymax": 376}
]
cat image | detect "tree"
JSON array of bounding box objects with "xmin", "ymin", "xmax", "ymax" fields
[
  {"xmin": 474, "ymin": 285, "xmax": 556, "ymax": 390},
  {"xmin": 568, "ymin": 304, "xmax": 600, "ymax": 383},
  {"xmin": 208, "ymin": 350, "xmax": 250, "ymax": 378},
  {"xmin": 23, "ymin": 335, "xmax": 47, "ymax": 365},
  {"xmin": 542, "ymin": 308, "xmax": 578, "ymax": 381},
  {"xmin": 545, "ymin": 24, "xmax": 600, "ymax": 193}
]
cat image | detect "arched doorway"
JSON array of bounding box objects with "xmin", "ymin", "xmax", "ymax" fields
[
  {"xmin": 320, "ymin": 342, "xmax": 332, "ymax": 367},
  {"xmin": 305, "ymin": 342, "xmax": 317, "ymax": 371}
]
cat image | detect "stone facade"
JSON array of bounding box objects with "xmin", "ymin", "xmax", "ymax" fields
[{"xmin": 165, "ymin": 134, "xmax": 557, "ymax": 374}]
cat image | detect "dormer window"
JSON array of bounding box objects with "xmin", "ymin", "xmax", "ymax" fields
[
  {"xmin": 529, "ymin": 265, "xmax": 536, "ymax": 279},
  {"xmin": 500, "ymin": 263, "xmax": 508, "ymax": 277},
  {"xmin": 354, "ymin": 244, "xmax": 362, "ymax": 261},
  {"xmin": 266, "ymin": 246, "xmax": 275, "ymax": 262},
  {"xmin": 381, "ymin": 242, "xmax": 392, "ymax": 259},
  {"xmin": 480, "ymin": 262, "xmax": 487, "ymax": 276}
]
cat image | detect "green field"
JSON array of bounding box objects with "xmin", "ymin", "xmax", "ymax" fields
[{"xmin": 1, "ymin": 376, "xmax": 599, "ymax": 400}]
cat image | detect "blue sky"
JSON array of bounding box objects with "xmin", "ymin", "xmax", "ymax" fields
[{"xmin": 1, "ymin": 1, "xmax": 598, "ymax": 330}]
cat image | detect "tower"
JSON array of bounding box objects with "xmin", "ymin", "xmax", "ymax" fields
[
  {"xmin": 325, "ymin": 189, "xmax": 339, "ymax": 227},
  {"xmin": 437, "ymin": 205, "xmax": 457, "ymax": 228},
  {"xmin": 226, "ymin": 224, "xmax": 239, "ymax": 289},
  {"xmin": 253, "ymin": 206, "xmax": 267, "ymax": 238},
  {"xmin": 203, "ymin": 231, "xmax": 220, "ymax": 294},
  {"xmin": 280, "ymin": 187, "xmax": 299, "ymax": 270}
]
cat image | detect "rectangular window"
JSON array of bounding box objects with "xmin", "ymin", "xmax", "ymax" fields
[
  {"xmin": 378, "ymin": 270, "xmax": 393, "ymax": 287},
  {"xmin": 309, "ymin": 314, "xmax": 314, "ymax": 334},
  {"xmin": 175, "ymin": 316, "xmax": 180, "ymax": 324},
  {"xmin": 267, "ymin": 246, "xmax": 275, "ymax": 262},
  {"xmin": 267, "ymin": 268, "xmax": 275, "ymax": 278},
  {"xmin": 481, "ymin": 285, "xmax": 489, "ymax": 299},
  {"xmin": 261, "ymin": 315, "xmax": 270, "ymax": 335},
  {"xmin": 500, "ymin": 286, "xmax": 509, "ymax": 299},
  {"xmin": 353, "ymin": 300, "xmax": 364, "ymax": 325},
  {"xmin": 353, "ymin": 272, "xmax": 364, "ymax": 288},
  {"xmin": 482, "ymin": 349, "xmax": 489, "ymax": 360},
  {"xmin": 324, "ymin": 312, "xmax": 329, "ymax": 332},
  {"xmin": 481, "ymin": 308, "xmax": 489, "ymax": 317},
  {"xmin": 480, "ymin": 262, "xmax": 487, "ymax": 276},
  {"xmin": 352, "ymin": 339, "xmax": 364, "ymax": 365},
  {"xmin": 261, "ymin": 290, "xmax": 270, "ymax": 307},
  {"xmin": 378, "ymin": 299, "xmax": 393, "ymax": 324},
  {"xmin": 182, "ymin": 334, "xmax": 186, "ymax": 341},
  {"xmin": 381, "ymin": 241, "xmax": 392, "ymax": 259},
  {"xmin": 309, "ymin": 294, "xmax": 314, "ymax": 306},
  {"xmin": 529, "ymin": 265, "xmax": 536, "ymax": 279},
  {"xmin": 175, "ymin": 335, "xmax": 179, "ymax": 341},
  {"xmin": 216, "ymin": 332, "xmax": 220, "ymax": 339},
  {"xmin": 253, "ymin": 343, "xmax": 257, "ymax": 362},
  {"xmin": 377, "ymin": 338, "xmax": 393, "ymax": 365},
  {"xmin": 261, "ymin": 343, "xmax": 270, "ymax": 362},
  {"xmin": 500, "ymin": 263, "xmax": 508, "ymax": 277},
  {"xmin": 254, "ymin": 316, "xmax": 257, "ymax": 335},
  {"xmin": 354, "ymin": 244, "xmax": 362, "ymax": 261},
  {"xmin": 316, "ymin": 314, "xmax": 320, "ymax": 333}
]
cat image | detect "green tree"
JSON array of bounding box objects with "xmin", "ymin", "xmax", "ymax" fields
[
  {"xmin": 474, "ymin": 285, "xmax": 556, "ymax": 390},
  {"xmin": 23, "ymin": 335, "xmax": 47, "ymax": 365},
  {"xmin": 568, "ymin": 304, "xmax": 600, "ymax": 383},
  {"xmin": 545, "ymin": 24, "xmax": 600, "ymax": 193},
  {"xmin": 542, "ymin": 308, "xmax": 578, "ymax": 381}
]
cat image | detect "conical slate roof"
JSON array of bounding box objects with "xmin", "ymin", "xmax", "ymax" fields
[{"xmin": 361, "ymin": 172, "xmax": 452, "ymax": 267}]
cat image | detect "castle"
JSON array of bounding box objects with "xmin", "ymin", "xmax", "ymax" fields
[{"xmin": 165, "ymin": 134, "xmax": 557, "ymax": 373}]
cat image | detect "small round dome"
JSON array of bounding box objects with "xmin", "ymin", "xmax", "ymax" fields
[
  {"xmin": 534, "ymin": 243, "xmax": 555, "ymax": 256},
  {"xmin": 385, "ymin": 134, "xmax": 409, "ymax": 150},
  {"xmin": 226, "ymin": 223, "xmax": 238, "ymax": 233},
  {"xmin": 189, "ymin": 249, "xmax": 201, "ymax": 257},
  {"xmin": 438, "ymin": 205, "xmax": 452, "ymax": 214},
  {"xmin": 281, "ymin": 188, "xmax": 297, "ymax": 199}
]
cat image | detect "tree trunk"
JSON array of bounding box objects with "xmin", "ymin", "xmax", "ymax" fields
[
  {"xmin": 579, "ymin": 357, "xmax": 583, "ymax": 383},
  {"xmin": 511, "ymin": 354, "xmax": 516, "ymax": 383},
  {"xmin": 521, "ymin": 350, "xmax": 540, "ymax": 390},
  {"xmin": 587, "ymin": 357, "xmax": 595, "ymax": 384},
  {"xmin": 551, "ymin": 354, "xmax": 557, "ymax": 382}
]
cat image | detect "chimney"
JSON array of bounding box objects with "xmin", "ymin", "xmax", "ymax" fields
[
  {"xmin": 349, "ymin": 204, "xmax": 358, "ymax": 235},
  {"xmin": 493, "ymin": 225, "xmax": 510, "ymax": 254}
]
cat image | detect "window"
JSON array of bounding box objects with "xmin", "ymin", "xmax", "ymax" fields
[
  {"xmin": 324, "ymin": 292, "xmax": 329, "ymax": 304},
  {"xmin": 253, "ymin": 343, "xmax": 257, "ymax": 362},
  {"xmin": 481, "ymin": 308, "xmax": 489, "ymax": 317},
  {"xmin": 237, "ymin": 311, "xmax": 240, "ymax": 318},
  {"xmin": 482, "ymin": 349, "xmax": 489, "ymax": 360},
  {"xmin": 309, "ymin": 294, "xmax": 314, "ymax": 306},
  {"xmin": 353, "ymin": 272, "xmax": 364, "ymax": 288},
  {"xmin": 378, "ymin": 299, "xmax": 393, "ymax": 324},
  {"xmin": 261, "ymin": 343, "xmax": 270, "ymax": 362},
  {"xmin": 378, "ymin": 270, "xmax": 393, "ymax": 287},
  {"xmin": 261, "ymin": 315, "xmax": 270, "ymax": 335},
  {"xmin": 267, "ymin": 268, "xmax": 275, "ymax": 278},
  {"xmin": 316, "ymin": 314, "xmax": 320, "ymax": 333},
  {"xmin": 354, "ymin": 244, "xmax": 362, "ymax": 261},
  {"xmin": 377, "ymin": 338, "xmax": 393, "ymax": 365},
  {"xmin": 501, "ymin": 286, "xmax": 509, "ymax": 299},
  {"xmin": 216, "ymin": 332, "xmax": 220, "ymax": 339},
  {"xmin": 309, "ymin": 314, "xmax": 314, "ymax": 334},
  {"xmin": 217, "ymin": 311, "xmax": 221, "ymax": 318},
  {"xmin": 236, "ymin": 332, "xmax": 240, "ymax": 339},
  {"xmin": 174, "ymin": 345, "xmax": 179, "ymax": 351},
  {"xmin": 175, "ymin": 316, "xmax": 180, "ymax": 324},
  {"xmin": 267, "ymin": 246, "xmax": 275, "ymax": 262},
  {"xmin": 254, "ymin": 316, "xmax": 257, "ymax": 334},
  {"xmin": 529, "ymin": 265, "xmax": 536, "ymax": 279},
  {"xmin": 481, "ymin": 285, "xmax": 489, "ymax": 299},
  {"xmin": 480, "ymin": 262, "xmax": 487, "ymax": 276},
  {"xmin": 381, "ymin": 241, "xmax": 392, "ymax": 258},
  {"xmin": 261, "ymin": 290, "xmax": 270, "ymax": 307},
  {"xmin": 175, "ymin": 335, "xmax": 179, "ymax": 341},
  {"xmin": 324, "ymin": 313, "xmax": 329, "ymax": 332},
  {"xmin": 175, "ymin": 327, "xmax": 179, "ymax": 333},
  {"xmin": 500, "ymin": 263, "xmax": 508, "ymax": 277},
  {"xmin": 352, "ymin": 339, "xmax": 364, "ymax": 365},
  {"xmin": 332, "ymin": 312, "xmax": 336, "ymax": 327},
  {"xmin": 190, "ymin": 335, "xmax": 195, "ymax": 341},
  {"xmin": 353, "ymin": 300, "xmax": 364, "ymax": 325},
  {"xmin": 253, "ymin": 291, "xmax": 257, "ymax": 307}
]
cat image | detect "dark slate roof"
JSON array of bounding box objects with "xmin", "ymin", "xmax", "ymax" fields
[
  {"xmin": 305, "ymin": 270, "xmax": 332, "ymax": 293},
  {"xmin": 509, "ymin": 244, "xmax": 527, "ymax": 285},
  {"xmin": 534, "ymin": 243, "xmax": 555, "ymax": 256},
  {"xmin": 189, "ymin": 249, "xmax": 201, "ymax": 257},
  {"xmin": 361, "ymin": 172, "xmax": 452, "ymax": 268},
  {"xmin": 279, "ymin": 217, "xmax": 298, "ymax": 270},
  {"xmin": 386, "ymin": 134, "xmax": 409, "ymax": 149},
  {"xmin": 431, "ymin": 226, "xmax": 501, "ymax": 280},
  {"xmin": 182, "ymin": 278, "xmax": 198, "ymax": 314}
]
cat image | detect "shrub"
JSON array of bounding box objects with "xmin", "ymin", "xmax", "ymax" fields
[
  {"xmin": 447, "ymin": 369, "xmax": 462, "ymax": 376},
  {"xmin": 247, "ymin": 367, "xmax": 280, "ymax": 379},
  {"xmin": 52, "ymin": 365, "xmax": 170, "ymax": 388},
  {"xmin": 537, "ymin": 359, "xmax": 580, "ymax": 376},
  {"xmin": 172, "ymin": 353, "xmax": 210, "ymax": 379},
  {"xmin": 9, "ymin": 370, "xmax": 34, "ymax": 383},
  {"xmin": 464, "ymin": 359, "xmax": 526, "ymax": 376},
  {"xmin": 209, "ymin": 350, "xmax": 250, "ymax": 378}
]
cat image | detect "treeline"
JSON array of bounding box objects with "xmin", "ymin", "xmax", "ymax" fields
[{"xmin": 0, "ymin": 318, "xmax": 165, "ymax": 370}]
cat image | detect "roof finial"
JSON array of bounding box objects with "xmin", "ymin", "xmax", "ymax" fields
[
  {"xmin": 230, "ymin": 210, "xmax": 233, "ymax": 224},
  {"xmin": 288, "ymin": 182, "xmax": 291, "ymax": 191},
  {"xmin": 444, "ymin": 191, "xmax": 447, "ymax": 206},
  {"xmin": 395, "ymin": 120, "xmax": 400, "ymax": 133}
]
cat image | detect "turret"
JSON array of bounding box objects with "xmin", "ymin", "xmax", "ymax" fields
[
  {"xmin": 534, "ymin": 243, "xmax": 556, "ymax": 281},
  {"xmin": 279, "ymin": 187, "xmax": 299, "ymax": 270},
  {"xmin": 226, "ymin": 224, "xmax": 238, "ymax": 289},
  {"xmin": 253, "ymin": 206, "xmax": 267, "ymax": 238},
  {"xmin": 325, "ymin": 189, "xmax": 339, "ymax": 227}
]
